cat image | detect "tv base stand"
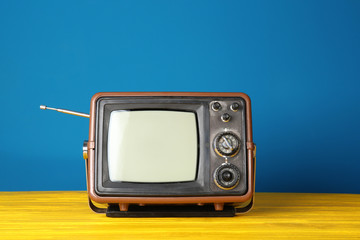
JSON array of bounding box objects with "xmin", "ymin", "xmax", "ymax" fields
[{"xmin": 106, "ymin": 204, "xmax": 236, "ymax": 217}]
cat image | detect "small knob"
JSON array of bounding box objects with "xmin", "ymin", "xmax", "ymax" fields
[
  {"xmin": 230, "ymin": 102, "xmax": 240, "ymax": 112},
  {"xmin": 221, "ymin": 113, "xmax": 231, "ymax": 122},
  {"xmin": 83, "ymin": 140, "xmax": 88, "ymax": 160},
  {"xmin": 212, "ymin": 102, "xmax": 221, "ymax": 111},
  {"xmin": 222, "ymin": 171, "xmax": 233, "ymax": 182}
]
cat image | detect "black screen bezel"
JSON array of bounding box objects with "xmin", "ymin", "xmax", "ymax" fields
[{"xmin": 95, "ymin": 97, "xmax": 210, "ymax": 196}]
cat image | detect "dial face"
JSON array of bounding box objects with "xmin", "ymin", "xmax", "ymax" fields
[
  {"xmin": 214, "ymin": 163, "xmax": 241, "ymax": 190},
  {"xmin": 214, "ymin": 132, "xmax": 240, "ymax": 157}
]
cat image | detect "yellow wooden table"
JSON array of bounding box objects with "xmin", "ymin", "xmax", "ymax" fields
[{"xmin": 0, "ymin": 192, "xmax": 359, "ymax": 239}]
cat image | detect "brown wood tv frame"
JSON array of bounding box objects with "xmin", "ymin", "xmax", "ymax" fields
[{"xmin": 86, "ymin": 92, "xmax": 255, "ymax": 212}]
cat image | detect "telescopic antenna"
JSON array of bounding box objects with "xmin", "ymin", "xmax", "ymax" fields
[{"xmin": 40, "ymin": 105, "xmax": 90, "ymax": 118}]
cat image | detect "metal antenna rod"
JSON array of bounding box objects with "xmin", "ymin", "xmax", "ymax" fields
[{"xmin": 40, "ymin": 105, "xmax": 90, "ymax": 118}]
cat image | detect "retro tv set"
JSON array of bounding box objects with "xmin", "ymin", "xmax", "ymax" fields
[{"xmin": 41, "ymin": 92, "xmax": 255, "ymax": 217}]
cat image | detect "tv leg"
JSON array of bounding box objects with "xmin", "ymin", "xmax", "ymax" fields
[
  {"xmin": 214, "ymin": 203, "xmax": 224, "ymax": 211},
  {"xmin": 119, "ymin": 203, "xmax": 129, "ymax": 211}
]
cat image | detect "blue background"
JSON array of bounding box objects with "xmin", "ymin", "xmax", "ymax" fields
[{"xmin": 1, "ymin": 0, "xmax": 359, "ymax": 193}]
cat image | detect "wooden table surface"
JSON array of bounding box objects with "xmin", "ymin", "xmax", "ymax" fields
[{"xmin": 0, "ymin": 191, "xmax": 359, "ymax": 239}]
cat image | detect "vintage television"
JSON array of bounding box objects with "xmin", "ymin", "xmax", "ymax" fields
[{"xmin": 41, "ymin": 92, "xmax": 256, "ymax": 217}]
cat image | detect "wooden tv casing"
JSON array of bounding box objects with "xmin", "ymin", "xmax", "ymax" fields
[{"xmin": 86, "ymin": 92, "xmax": 255, "ymax": 212}]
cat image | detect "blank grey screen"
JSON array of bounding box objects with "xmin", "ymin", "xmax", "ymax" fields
[{"xmin": 107, "ymin": 110, "xmax": 198, "ymax": 183}]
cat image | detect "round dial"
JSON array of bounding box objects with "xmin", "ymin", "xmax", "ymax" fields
[
  {"xmin": 214, "ymin": 163, "xmax": 240, "ymax": 190},
  {"xmin": 214, "ymin": 132, "xmax": 240, "ymax": 157}
]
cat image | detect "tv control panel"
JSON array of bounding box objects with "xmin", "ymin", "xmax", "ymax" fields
[{"xmin": 209, "ymin": 99, "xmax": 247, "ymax": 193}]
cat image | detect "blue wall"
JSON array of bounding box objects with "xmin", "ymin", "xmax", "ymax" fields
[{"xmin": 1, "ymin": 0, "xmax": 359, "ymax": 193}]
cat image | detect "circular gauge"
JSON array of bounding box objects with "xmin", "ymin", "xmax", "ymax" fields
[
  {"xmin": 214, "ymin": 163, "xmax": 240, "ymax": 190},
  {"xmin": 214, "ymin": 132, "xmax": 240, "ymax": 157}
]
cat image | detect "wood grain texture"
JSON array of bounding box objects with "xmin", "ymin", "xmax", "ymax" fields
[{"xmin": 0, "ymin": 192, "xmax": 359, "ymax": 239}]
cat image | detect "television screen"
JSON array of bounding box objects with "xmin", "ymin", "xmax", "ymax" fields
[{"xmin": 107, "ymin": 110, "xmax": 198, "ymax": 183}]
